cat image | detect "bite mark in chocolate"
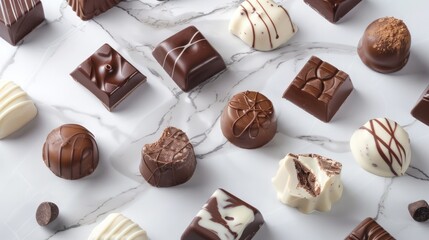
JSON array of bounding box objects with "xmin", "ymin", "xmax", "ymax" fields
[{"xmin": 293, "ymin": 158, "xmax": 320, "ymax": 197}]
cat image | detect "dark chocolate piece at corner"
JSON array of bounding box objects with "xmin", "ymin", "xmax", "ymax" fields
[
  {"xmin": 67, "ymin": 0, "xmax": 122, "ymax": 20},
  {"xmin": 36, "ymin": 202, "xmax": 59, "ymax": 226},
  {"xmin": 411, "ymin": 85, "xmax": 429, "ymax": 126},
  {"xmin": 181, "ymin": 188, "xmax": 264, "ymax": 240},
  {"xmin": 408, "ymin": 200, "xmax": 429, "ymax": 222},
  {"xmin": 283, "ymin": 56, "xmax": 353, "ymax": 122},
  {"xmin": 140, "ymin": 127, "xmax": 196, "ymax": 187},
  {"xmin": 70, "ymin": 43, "xmax": 146, "ymax": 111},
  {"xmin": 0, "ymin": 0, "xmax": 45, "ymax": 46},
  {"xmin": 345, "ymin": 218, "xmax": 395, "ymax": 240},
  {"xmin": 304, "ymin": 0, "xmax": 361, "ymax": 23},
  {"xmin": 152, "ymin": 26, "xmax": 226, "ymax": 92}
]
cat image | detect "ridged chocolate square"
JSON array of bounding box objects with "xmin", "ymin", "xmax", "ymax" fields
[
  {"xmin": 411, "ymin": 85, "xmax": 429, "ymax": 126},
  {"xmin": 283, "ymin": 56, "xmax": 353, "ymax": 122},
  {"xmin": 304, "ymin": 0, "xmax": 361, "ymax": 23},
  {"xmin": 0, "ymin": 0, "xmax": 45, "ymax": 45},
  {"xmin": 152, "ymin": 26, "xmax": 226, "ymax": 92},
  {"xmin": 67, "ymin": 0, "xmax": 122, "ymax": 20},
  {"xmin": 70, "ymin": 43, "xmax": 146, "ymax": 111},
  {"xmin": 345, "ymin": 217, "xmax": 395, "ymax": 240}
]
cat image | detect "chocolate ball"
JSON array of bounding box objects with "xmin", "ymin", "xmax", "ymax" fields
[
  {"xmin": 221, "ymin": 91, "xmax": 277, "ymax": 149},
  {"xmin": 42, "ymin": 124, "xmax": 99, "ymax": 180},
  {"xmin": 358, "ymin": 17, "xmax": 411, "ymax": 73}
]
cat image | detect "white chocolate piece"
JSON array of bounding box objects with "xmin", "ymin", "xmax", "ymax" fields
[
  {"xmin": 0, "ymin": 81, "xmax": 37, "ymax": 139},
  {"xmin": 272, "ymin": 153, "xmax": 343, "ymax": 214},
  {"xmin": 88, "ymin": 213, "xmax": 148, "ymax": 240},
  {"xmin": 229, "ymin": 0, "xmax": 297, "ymax": 51},
  {"xmin": 350, "ymin": 118, "xmax": 411, "ymax": 177}
]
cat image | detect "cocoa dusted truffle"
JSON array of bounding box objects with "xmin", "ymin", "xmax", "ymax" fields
[
  {"xmin": 221, "ymin": 91, "xmax": 277, "ymax": 149},
  {"xmin": 358, "ymin": 17, "xmax": 411, "ymax": 73},
  {"xmin": 42, "ymin": 124, "xmax": 99, "ymax": 180},
  {"xmin": 140, "ymin": 127, "xmax": 196, "ymax": 187}
]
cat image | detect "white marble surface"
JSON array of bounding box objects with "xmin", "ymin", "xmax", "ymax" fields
[{"xmin": 1, "ymin": 0, "xmax": 429, "ymax": 239}]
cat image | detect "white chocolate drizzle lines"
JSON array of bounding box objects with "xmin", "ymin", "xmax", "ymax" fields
[{"xmin": 0, "ymin": 0, "xmax": 38, "ymax": 25}]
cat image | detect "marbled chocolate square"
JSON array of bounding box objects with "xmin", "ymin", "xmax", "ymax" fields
[
  {"xmin": 67, "ymin": 0, "xmax": 121, "ymax": 20},
  {"xmin": 0, "ymin": 0, "xmax": 45, "ymax": 45},
  {"xmin": 411, "ymin": 85, "xmax": 429, "ymax": 126},
  {"xmin": 70, "ymin": 43, "xmax": 146, "ymax": 111},
  {"xmin": 181, "ymin": 188, "xmax": 264, "ymax": 240},
  {"xmin": 345, "ymin": 217, "xmax": 395, "ymax": 240},
  {"xmin": 283, "ymin": 56, "xmax": 353, "ymax": 122},
  {"xmin": 152, "ymin": 26, "xmax": 226, "ymax": 92},
  {"xmin": 304, "ymin": 0, "xmax": 361, "ymax": 23}
]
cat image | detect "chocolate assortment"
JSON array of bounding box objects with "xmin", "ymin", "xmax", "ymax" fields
[
  {"xmin": 181, "ymin": 188, "xmax": 264, "ymax": 240},
  {"xmin": 304, "ymin": 0, "xmax": 361, "ymax": 23},
  {"xmin": 36, "ymin": 202, "xmax": 59, "ymax": 226},
  {"xmin": 408, "ymin": 200, "xmax": 429, "ymax": 222},
  {"xmin": 283, "ymin": 56, "xmax": 353, "ymax": 122},
  {"xmin": 345, "ymin": 217, "xmax": 395, "ymax": 240},
  {"xmin": 0, "ymin": 0, "xmax": 45, "ymax": 45},
  {"xmin": 67, "ymin": 0, "xmax": 122, "ymax": 20},
  {"xmin": 411, "ymin": 85, "xmax": 429, "ymax": 126}
]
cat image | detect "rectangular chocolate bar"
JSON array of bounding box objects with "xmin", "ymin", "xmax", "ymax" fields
[
  {"xmin": 0, "ymin": 0, "xmax": 45, "ymax": 45},
  {"xmin": 411, "ymin": 85, "xmax": 429, "ymax": 126},
  {"xmin": 181, "ymin": 188, "xmax": 264, "ymax": 240},
  {"xmin": 67, "ymin": 0, "xmax": 122, "ymax": 20},
  {"xmin": 304, "ymin": 0, "xmax": 361, "ymax": 23},
  {"xmin": 70, "ymin": 43, "xmax": 146, "ymax": 111},
  {"xmin": 345, "ymin": 217, "xmax": 395, "ymax": 240},
  {"xmin": 283, "ymin": 56, "xmax": 353, "ymax": 122},
  {"xmin": 152, "ymin": 26, "xmax": 226, "ymax": 92}
]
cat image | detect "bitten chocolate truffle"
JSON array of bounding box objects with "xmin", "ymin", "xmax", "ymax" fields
[
  {"xmin": 181, "ymin": 188, "xmax": 264, "ymax": 240},
  {"xmin": 140, "ymin": 127, "xmax": 196, "ymax": 187},
  {"xmin": 152, "ymin": 26, "xmax": 226, "ymax": 92},
  {"xmin": 0, "ymin": 0, "xmax": 45, "ymax": 45},
  {"xmin": 345, "ymin": 217, "xmax": 395, "ymax": 240},
  {"xmin": 36, "ymin": 202, "xmax": 59, "ymax": 226},
  {"xmin": 70, "ymin": 43, "xmax": 146, "ymax": 111},
  {"xmin": 304, "ymin": 0, "xmax": 361, "ymax": 23},
  {"xmin": 283, "ymin": 56, "xmax": 353, "ymax": 122},
  {"xmin": 408, "ymin": 200, "xmax": 429, "ymax": 222},
  {"xmin": 67, "ymin": 0, "xmax": 121, "ymax": 20},
  {"xmin": 43, "ymin": 124, "xmax": 99, "ymax": 180},
  {"xmin": 358, "ymin": 17, "xmax": 411, "ymax": 73},
  {"xmin": 221, "ymin": 91, "xmax": 276, "ymax": 149},
  {"xmin": 411, "ymin": 85, "xmax": 429, "ymax": 126}
]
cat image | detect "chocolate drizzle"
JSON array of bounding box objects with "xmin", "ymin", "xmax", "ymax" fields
[
  {"xmin": 240, "ymin": 6, "xmax": 255, "ymax": 48},
  {"xmin": 293, "ymin": 158, "xmax": 320, "ymax": 197},
  {"xmin": 346, "ymin": 218, "xmax": 395, "ymax": 240}
]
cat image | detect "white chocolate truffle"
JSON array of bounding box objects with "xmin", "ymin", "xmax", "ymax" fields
[
  {"xmin": 229, "ymin": 0, "xmax": 297, "ymax": 51},
  {"xmin": 272, "ymin": 153, "xmax": 343, "ymax": 214},
  {"xmin": 88, "ymin": 213, "xmax": 148, "ymax": 240},
  {"xmin": 350, "ymin": 118, "xmax": 411, "ymax": 177},
  {"xmin": 0, "ymin": 81, "xmax": 37, "ymax": 139}
]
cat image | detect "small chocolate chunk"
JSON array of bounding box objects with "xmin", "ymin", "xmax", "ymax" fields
[
  {"xmin": 408, "ymin": 200, "xmax": 429, "ymax": 222},
  {"xmin": 36, "ymin": 202, "xmax": 59, "ymax": 226}
]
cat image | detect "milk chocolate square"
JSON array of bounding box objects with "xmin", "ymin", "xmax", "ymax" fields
[
  {"xmin": 67, "ymin": 0, "xmax": 122, "ymax": 20},
  {"xmin": 345, "ymin": 217, "xmax": 395, "ymax": 240},
  {"xmin": 0, "ymin": 0, "xmax": 45, "ymax": 45},
  {"xmin": 411, "ymin": 85, "xmax": 429, "ymax": 126},
  {"xmin": 304, "ymin": 0, "xmax": 361, "ymax": 23},
  {"xmin": 152, "ymin": 26, "xmax": 226, "ymax": 92},
  {"xmin": 70, "ymin": 43, "xmax": 146, "ymax": 111},
  {"xmin": 283, "ymin": 56, "xmax": 353, "ymax": 122},
  {"xmin": 181, "ymin": 188, "xmax": 264, "ymax": 240}
]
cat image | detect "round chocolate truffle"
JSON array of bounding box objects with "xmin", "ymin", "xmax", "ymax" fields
[
  {"xmin": 358, "ymin": 17, "xmax": 411, "ymax": 73},
  {"xmin": 221, "ymin": 91, "xmax": 277, "ymax": 149},
  {"xmin": 42, "ymin": 124, "xmax": 99, "ymax": 180}
]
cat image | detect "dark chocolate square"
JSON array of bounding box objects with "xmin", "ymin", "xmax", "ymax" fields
[
  {"xmin": 345, "ymin": 217, "xmax": 395, "ymax": 240},
  {"xmin": 0, "ymin": 0, "xmax": 45, "ymax": 45},
  {"xmin": 181, "ymin": 188, "xmax": 264, "ymax": 240},
  {"xmin": 70, "ymin": 43, "xmax": 146, "ymax": 111},
  {"xmin": 152, "ymin": 26, "xmax": 226, "ymax": 92},
  {"xmin": 67, "ymin": 0, "xmax": 122, "ymax": 20},
  {"xmin": 411, "ymin": 85, "xmax": 429, "ymax": 126},
  {"xmin": 283, "ymin": 56, "xmax": 353, "ymax": 122},
  {"xmin": 304, "ymin": 0, "xmax": 361, "ymax": 23}
]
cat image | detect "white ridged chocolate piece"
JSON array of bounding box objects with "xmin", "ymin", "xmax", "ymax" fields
[
  {"xmin": 272, "ymin": 153, "xmax": 343, "ymax": 214},
  {"xmin": 229, "ymin": 0, "xmax": 297, "ymax": 51},
  {"xmin": 88, "ymin": 213, "xmax": 148, "ymax": 240},
  {"xmin": 0, "ymin": 81, "xmax": 37, "ymax": 139},
  {"xmin": 350, "ymin": 118, "xmax": 411, "ymax": 177}
]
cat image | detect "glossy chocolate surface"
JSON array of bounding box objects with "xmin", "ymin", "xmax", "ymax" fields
[
  {"xmin": 345, "ymin": 218, "xmax": 395, "ymax": 240},
  {"xmin": 67, "ymin": 0, "xmax": 121, "ymax": 20},
  {"xmin": 221, "ymin": 91, "xmax": 276, "ymax": 149},
  {"xmin": 181, "ymin": 188, "xmax": 264, "ymax": 240},
  {"xmin": 358, "ymin": 17, "xmax": 411, "ymax": 73},
  {"xmin": 283, "ymin": 56, "xmax": 353, "ymax": 122},
  {"xmin": 408, "ymin": 200, "xmax": 429, "ymax": 222},
  {"xmin": 70, "ymin": 43, "xmax": 146, "ymax": 111},
  {"xmin": 152, "ymin": 26, "xmax": 226, "ymax": 92},
  {"xmin": 304, "ymin": 0, "xmax": 361, "ymax": 23},
  {"xmin": 411, "ymin": 85, "xmax": 429, "ymax": 126},
  {"xmin": 42, "ymin": 124, "xmax": 99, "ymax": 180},
  {"xmin": 0, "ymin": 0, "xmax": 45, "ymax": 45},
  {"xmin": 140, "ymin": 127, "xmax": 196, "ymax": 187}
]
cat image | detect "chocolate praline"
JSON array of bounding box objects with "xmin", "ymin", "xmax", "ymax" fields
[
  {"xmin": 358, "ymin": 17, "xmax": 411, "ymax": 73},
  {"xmin": 221, "ymin": 91, "xmax": 276, "ymax": 149},
  {"xmin": 42, "ymin": 124, "xmax": 99, "ymax": 180}
]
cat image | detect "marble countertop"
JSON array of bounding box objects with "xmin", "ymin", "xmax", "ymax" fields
[{"xmin": 1, "ymin": 0, "xmax": 429, "ymax": 239}]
